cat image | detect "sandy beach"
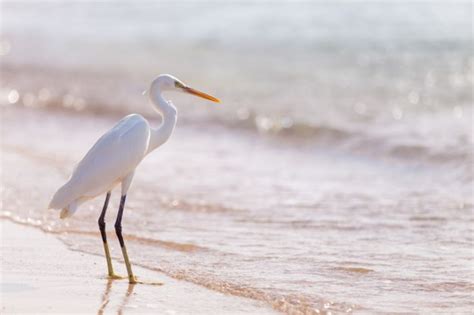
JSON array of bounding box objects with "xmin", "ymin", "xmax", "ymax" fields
[
  {"xmin": 1, "ymin": 2, "xmax": 473, "ymax": 314},
  {"xmin": 0, "ymin": 220, "xmax": 277, "ymax": 314},
  {"xmin": 1, "ymin": 103, "xmax": 472, "ymax": 314}
]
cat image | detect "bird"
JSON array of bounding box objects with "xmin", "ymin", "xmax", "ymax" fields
[{"xmin": 48, "ymin": 74, "xmax": 220, "ymax": 284}]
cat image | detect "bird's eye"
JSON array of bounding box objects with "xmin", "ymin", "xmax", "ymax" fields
[{"xmin": 175, "ymin": 81, "xmax": 184, "ymax": 88}]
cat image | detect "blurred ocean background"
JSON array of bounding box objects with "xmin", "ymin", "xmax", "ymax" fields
[{"xmin": 1, "ymin": 1, "xmax": 472, "ymax": 314}]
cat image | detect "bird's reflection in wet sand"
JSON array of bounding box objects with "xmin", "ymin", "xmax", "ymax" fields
[
  {"xmin": 97, "ymin": 279, "xmax": 135, "ymax": 315},
  {"xmin": 118, "ymin": 283, "xmax": 135, "ymax": 315},
  {"xmin": 97, "ymin": 279, "xmax": 113, "ymax": 315}
]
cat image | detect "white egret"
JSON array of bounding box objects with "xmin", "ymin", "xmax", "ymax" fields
[{"xmin": 48, "ymin": 74, "xmax": 220, "ymax": 284}]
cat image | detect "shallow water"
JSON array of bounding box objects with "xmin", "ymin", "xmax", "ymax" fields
[{"xmin": 1, "ymin": 2, "xmax": 473, "ymax": 314}]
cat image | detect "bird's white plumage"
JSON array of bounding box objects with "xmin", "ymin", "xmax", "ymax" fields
[
  {"xmin": 49, "ymin": 114, "xmax": 150, "ymax": 217},
  {"xmin": 49, "ymin": 74, "xmax": 219, "ymax": 219}
]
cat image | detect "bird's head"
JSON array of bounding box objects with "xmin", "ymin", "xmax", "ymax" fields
[{"xmin": 148, "ymin": 74, "xmax": 220, "ymax": 103}]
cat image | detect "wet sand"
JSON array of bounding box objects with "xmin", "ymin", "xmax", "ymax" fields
[
  {"xmin": 1, "ymin": 104, "xmax": 473, "ymax": 314},
  {"xmin": 0, "ymin": 220, "xmax": 277, "ymax": 314},
  {"xmin": 1, "ymin": 2, "xmax": 473, "ymax": 313}
]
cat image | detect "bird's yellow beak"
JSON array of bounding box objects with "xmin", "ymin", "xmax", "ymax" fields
[{"xmin": 182, "ymin": 86, "xmax": 220, "ymax": 103}]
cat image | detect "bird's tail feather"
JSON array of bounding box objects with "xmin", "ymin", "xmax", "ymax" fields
[
  {"xmin": 49, "ymin": 182, "xmax": 73, "ymax": 210},
  {"xmin": 59, "ymin": 199, "xmax": 80, "ymax": 219}
]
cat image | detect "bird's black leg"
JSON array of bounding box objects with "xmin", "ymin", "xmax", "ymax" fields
[
  {"xmin": 98, "ymin": 192, "xmax": 111, "ymax": 243},
  {"xmin": 114, "ymin": 195, "xmax": 136, "ymax": 284},
  {"xmin": 98, "ymin": 192, "xmax": 122, "ymax": 279}
]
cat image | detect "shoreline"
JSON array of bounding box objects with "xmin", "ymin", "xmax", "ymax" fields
[
  {"xmin": 0, "ymin": 220, "xmax": 278, "ymax": 314},
  {"xmin": 1, "ymin": 106, "xmax": 472, "ymax": 314}
]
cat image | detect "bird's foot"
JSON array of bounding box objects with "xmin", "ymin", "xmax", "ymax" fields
[
  {"xmin": 128, "ymin": 275, "xmax": 138, "ymax": 284},
  {"xmin": 108, "ymin": 273, "xmax": 127, "ymax": 280},
  {"xmin": 128, "ymin": 275, "xmax": 163, "ymax": 286}
]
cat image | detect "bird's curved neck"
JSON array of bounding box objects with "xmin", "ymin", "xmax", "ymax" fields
[{"xmin": 147, "ymin": 89, "xmax": 177, "ymax": 154}]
